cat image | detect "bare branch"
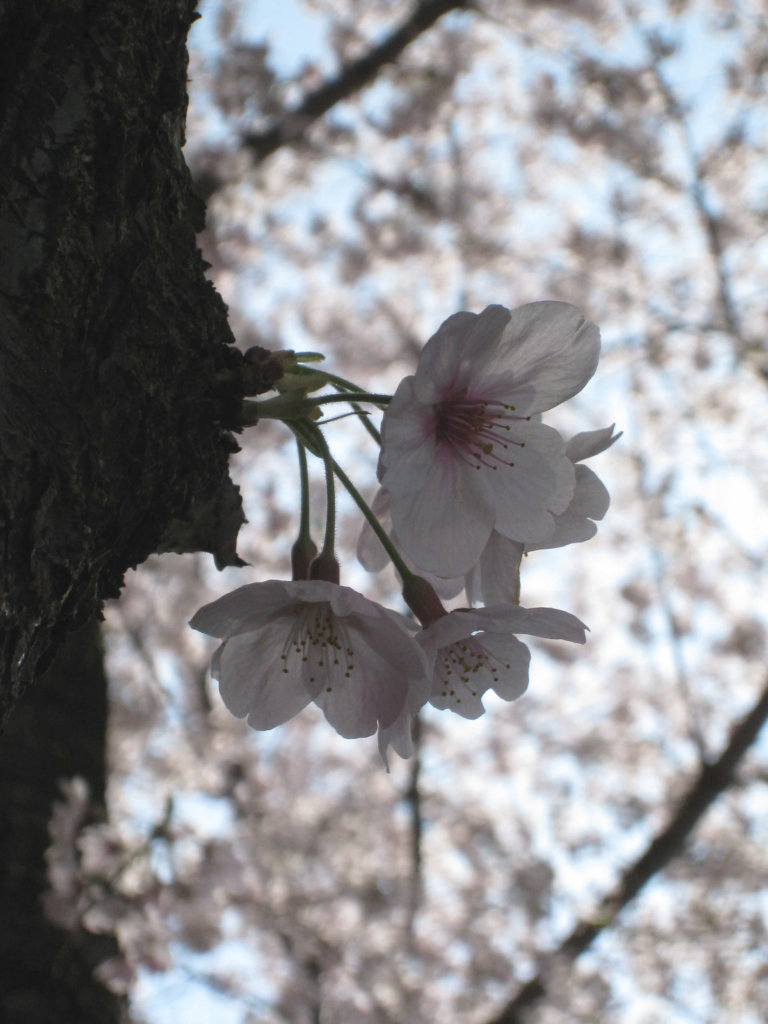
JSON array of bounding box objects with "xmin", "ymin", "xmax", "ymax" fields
[
  {"xmin": 618, "ymin": 1, "xmax": 746, "ymax": 352},
  {"xmin": 647, "ymin": 60, "xmax": 743, "ymax": 346},
  {"xmin": 486, "ymin": 674, "xmax": 768, "ymax": 1024},
  {"xmin": 242, "ymin": 0, "xmax": 469, "ymax": 163},
  {"xmin": 404, "ymin": 714, "xmax": 424, "ymax": 944}
]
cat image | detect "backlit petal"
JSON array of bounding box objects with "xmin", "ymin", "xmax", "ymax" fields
[
  {"xmin": 566, "ymin": 424, "xmax": 622, "ymax": 463},
  {"xmin": 216, "ymin": 624, "xmax": 312, "ymax": 728},
  {"xmin": 482, "ymin": 422, "xmax": 575, "ymax": 542},
  {"xmin": 388, "ymin": 454, "xmax": 495, "ymax": 576},
  {"xmin": 413, "ymin": 307, "xmax": 512, "ymax": 403},
  {"xmin": 483, "ymin": 302, "xmax": 600, "ymax": 414}
]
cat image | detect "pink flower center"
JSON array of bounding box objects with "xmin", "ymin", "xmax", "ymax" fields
[
  {"xmin": 435, "ymin": 634, "xmax": 512, "ymax": 707},
  {"xmin": 281, "ymin": 603, "xmax": 355, "ymax": 692},
  {"xmin": 433, "ymin": 390, "xmax": 526, "ymax": 471}
]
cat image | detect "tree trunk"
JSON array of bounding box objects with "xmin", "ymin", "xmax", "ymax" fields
[
  {"xmin": 0, "ymin": 623, "xmax": 127, "ymax": 1023},
  {"xmin": 0, "ymin": 0, "xmax": 246, "ymax": 731}
]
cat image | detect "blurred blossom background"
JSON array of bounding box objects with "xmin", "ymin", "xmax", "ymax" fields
[{"xmin": 52, "ymin": 1, "xmax": 768, "ymax": 1020}]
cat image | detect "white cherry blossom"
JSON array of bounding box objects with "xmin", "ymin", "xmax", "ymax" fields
[
  {"xmin": 360, "ymin": 425, "xmax": 619, "ymax": 606},
  {"xmin": 417, "ymin": 605, "xmax": 588, "ymax": 719},
  {"xmin": 357, "ymin": 486, "xmax": 464, "ymax": 600},
  {"xmin": 379, "ymin": 302, "xmax": 600, "ymax": 577},
  {"xmin": 530, "ymin": 424, "xmax": 622, "ymax": 550},
  {"xmin": 465, "ymin": 424, "xmax": 622, "ymax": 604},
  {"xmin": 190, "ymin": 581, "xmax": 431, "ymax": 755}
]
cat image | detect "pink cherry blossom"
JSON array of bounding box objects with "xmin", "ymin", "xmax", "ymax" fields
[
  {"xmin": 465, "ymin": 424, "xmax": 622, "ymax": 604},
  {"xmin": 530, "ymin": 423, "xmax": 622, "ymax": 549},
  {"xmin": 190, "ymin": 581, "xmax": 431, "ymax": 755},
  {"xmin": 360, "ymin": 427, "xmax": 618, "ymax": 607},
  {"xmin": 417, "ymin": 605, "xmax": 588, "ymax": 719},
  {"xmin": 379, "ymin": 302, "xmax": 600, "ymax": 577},
  {"xmin": 357, "ymin": 486, "xmax": 464, "ymax": 600}
]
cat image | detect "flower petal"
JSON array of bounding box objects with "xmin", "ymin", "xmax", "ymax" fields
[
  {"xmin": 566, "ymin": 424, "xmax": 622, "ymax": 462},
  {"xmin": 377, "ymin": 634, "xmax": 434, "ymax": 767},
  {"xmin": 314, "ymin": 642, "xmax": 407, "ymax": 738},
  {"xmin": 349, "ymin": 608, "xmax": 430, "ymax": 682},
  {"xmin": 480, "ymin": 605, "xmax": 588, "ymax": 643},
  {"xmin": 379, "ymin": 376, "xmax": 435, "ymax": 486},
  {"xmin": 465, "ymin": 532, "xmax": 524, "ymax": 606},
  {"xmin": 412, "ymin": 307, "xmax": 512, "ymax": 403},
  {"xmin": 357, "ymin": 487, "xmax": 392, "ymax": 573},
  {"xmin": 215, "ymin": 625, "xmax": 313, "ymax": 728},
  {"xmin": 482, "ymin": 302, "xmax": 600, "ymax": 414},
  {"xmin": 387, "ymin": 453, "xmax": 496, "ymax": 576},
  {"xmin": 358, "ymin": 488, "xmax": 466, "ymax": 598},
  {"xmin": 527, "ymin": 465, "xmax": 609, "ymax": 550},
  {"xmin": 190, "ymin": 581, "xmax": 296, "ymax": 639},
  {"xmin": 474, "ymin": 632, "xmax": 532, "ymax": 701},
  {"xmin": 567, "ymin": 463, "xmax": 611, "ymax": 521},
  {"xmin": 481, "ymin": 421, "xmax": 575, "ymax": 542},
  {"xmin": 378, "ymin": 708, "xmax": 416, "ymax": 765}
]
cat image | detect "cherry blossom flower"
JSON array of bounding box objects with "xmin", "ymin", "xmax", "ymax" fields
[
  {"xmin": 417, "ymin": 605, "xmax": 588, "ymax": 719},
  {"xmin": 357, "ymin": 486, "xmax": 464, "ymax": 600},
  {"xmin": 359, "ymin": 424, "xmax": 620, "ymax": 606},
  {"xmin": 189, "ymin": 580, "xmax": 431, "ymax": 756},
  {"xmin": 530, "ymin": 424, "xmax": 621, "ymax": 549},
  {"xmin": 465, "ymin": 424, "xmax": 622, "ymax": 604},
  {"xmin": 379, "ymin": 302, "xmax": 600, "ymax": 577}
]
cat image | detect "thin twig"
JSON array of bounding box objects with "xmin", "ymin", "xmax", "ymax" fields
[
  {"xmin": 242, "ymin": 0, "xmax": 469, "ymax": 163},
  {"xmin": 618, "ymin": 1, "xmax": 745, "ymax": 352},
  {"xmin": 649, "ymin": 541, "xmax": 708, "ymax": 762},
  {"xmin": 404, "ymin": 713, "xmax": 424, "ymax": 946}
]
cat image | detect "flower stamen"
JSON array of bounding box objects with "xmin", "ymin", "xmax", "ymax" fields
[
  {"xmin": 434, "ymin": 393, "xmax": 527, "ymax": 472},
  {"xmin": 280, "ymin": 603, "xmax": 355, "ymax": 689},
  {"xmin": 436, "ymin": 633, "xmax": 513, "ymax": 705}
]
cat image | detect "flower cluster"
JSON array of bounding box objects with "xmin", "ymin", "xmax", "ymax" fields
[{"xmin": 191, "ymin": 302, "xmax": 619, "ymax": 766}]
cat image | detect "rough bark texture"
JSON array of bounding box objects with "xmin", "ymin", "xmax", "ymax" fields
[
  {"xmin": 0, "ymin": 0, "xmax": 247, "ymax": 732},
  {"xmin": 0, "ymin": 623, "xmax": 127, "ymax": 1023}
]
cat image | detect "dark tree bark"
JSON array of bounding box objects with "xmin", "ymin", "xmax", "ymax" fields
[
  {"xmin": 0, "ymin": 0, "xmax": 251, "ymax": 732},
  {"xmin": 0, "ymin": 623, "xmax": 127, "ymax": 1023}
]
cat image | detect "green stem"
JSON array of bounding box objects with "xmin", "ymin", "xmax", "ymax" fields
[
  {"xmin": 331, "ymin": 389, "xmax": 382, "ymax": 445},
  {"xmin": 290, "ymin": 365, "xmax": 379, "ymax": 398},
  {"xmin": 330, "ymin": 457, "xmax": 416, "ymax": 588},
  {"xmin": 296, "ymin": 423, "xmax": 336, "ymax": 560},
  {"xmin": 243, "ymin": 391, "xmax": 390, "ymax": 425},
  {"xmin": 305, "ymin": 392, "xmax": 390, "ymax": 409},
  {"xmin": 290, "ymin": 439, "xmax": 318, "ymax": 579},
  {"xmin": 296, "ymin": 440, "xmax": 311, "ymax": 540}
]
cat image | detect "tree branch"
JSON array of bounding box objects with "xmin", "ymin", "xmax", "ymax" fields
[
  {"xmin": 242, "ymin": 0, "xmax": 469, "ymax": 163},
  {"xmin": 486, "ymin": 675, "xmax": 768, "ymax": 1024},
  {"xmin": 646, "ymin": 56, "xmax": 743, "ymax": 348},
  {"xmin": 404, "ymin": 713, "xmax": 424, "ymax": 945}
]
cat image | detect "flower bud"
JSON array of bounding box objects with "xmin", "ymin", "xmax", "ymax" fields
[
  {"xmin": 309, "ymin": 552, "xmax": 340, "ymax": 584},
  {"xmin": 291, "ymin": 535, "xmax": 318, "ymax": 580},
  {"xmin": 402, "ymin": 575, "xmax": 447, "ymax": 628}
]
